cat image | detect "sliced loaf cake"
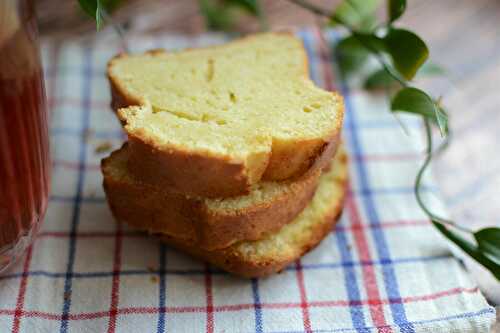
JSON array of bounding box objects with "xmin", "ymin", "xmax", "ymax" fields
[
  {"xmin": 103, "ymin": 145, "xmax": 348, "ymax": 277},
  {"xmin": 102, "ymin": 144, "xmax": 346, "ymax": 250},
  {"xmin": 108, "ymin": 33, "xmax": 344, "ymax": 197}
]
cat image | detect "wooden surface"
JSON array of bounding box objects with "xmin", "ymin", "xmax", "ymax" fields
[{"xmin": 37, "ymin": 0, "xmax": 499, "ymax": 327}]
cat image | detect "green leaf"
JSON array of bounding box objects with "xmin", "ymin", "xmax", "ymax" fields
[
  {"xmin": 338, "ymin": 29, "xmax": 429, "ymax": 82},
  {"xmin": 78, "ymin": 0, "xmax": 121, "ymax": 17},
  {"xmin": 78, "ymin": 0, "xmax": 97, "ymax": 18},
  {"xmin": 391, "ymin": 87, "xmax": 435, "ymax": 118},
  {"xmin": 384, "ymin": 28, "xmax": 429, "ymax": 80},
  {"xmin": 96, "ymin": 0, "xmax": 104, "ymax": 31},
  {"xmin": 388, "ymin": 0, "xmax": 406, "ymax": 22},
  {"xmin": 352, "ymin": 32, "xmax": 386, "ymax": 53},
  {"xmin": 336, "ymin": 36, "xmax": 370, "ymax": 56},
  {"xmin": 418, "ymin": 62, "xmax": 447, "ymax": 77},
  {"xmin": 475, "ymin": 228, "xmax": 500, "ymax": 264},
  {"xmin": 199, "ymin": 0, "xmax": 233, "ymax": 30},
  {"xmin": 78, "ymin": 0, "xmax": 121, "ymax": 28},
  {"xmin": 435, "ymin": 105, "xmax": 449, "ymax": 136},
  {"xmin": 198, "ymin": 0, "xmax": 263, "ymax": 31},
  {"xmin": 433, "ymin": 222, "xmax": 500, "ymax": 280},
  {"xmin": 364, "ymin": 68, "xmax": 398, "ymax": 89},
  {"xmin": 332, "ymin": 0, "xmax": 380, "ymax": 33},
  {"xmin": 225, "ymin": 0, "xmax": 260, "ymax": 15},
  {"xmin": 391, "ymin": 87, "xmax": 448, "ymax": 135},
  {"xmin": 335, "ymin": 36, "xmax": 371, "ymax": 77}
]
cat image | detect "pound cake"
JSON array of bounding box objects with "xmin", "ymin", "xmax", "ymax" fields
[
  {"xmin": 108, "ymin": 33, "xmax": 344, "ymax": 197},
  {"xmin": 104, "ymin": 145, "xmax": 348, "ymax": 277},
  {"xmin": 102, "ymin": 144, "xmax": 346, "ymax": 250}
]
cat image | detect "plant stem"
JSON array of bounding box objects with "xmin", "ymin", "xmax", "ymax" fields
[{"xmin": 415, "ymin": 119, "xmax": 472, "ymax": 233}]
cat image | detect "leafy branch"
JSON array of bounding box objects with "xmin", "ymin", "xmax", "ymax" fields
[{"xmin": 286, "ymin": 0, "xmax": 500, "ymax": 279}]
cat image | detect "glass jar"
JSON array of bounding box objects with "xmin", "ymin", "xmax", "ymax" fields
[{"xmin": 0, "ymin": 0, "xmax": 50, "ymax": 273}]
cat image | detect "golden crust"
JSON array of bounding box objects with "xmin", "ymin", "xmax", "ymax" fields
[
  {"xmin": 158, "ymin": 173, "xmax": 347, "ymax": 278},
  {"xmin": 102, "ymin": 144, "xmax": 328, "ymax": 250},
  {"xmin": 125, "ymin": 136, "xmax": 253, "ymax": 198},
  {"xmin": 107, "ymin": 32, "xmax": 344, "ymax": 198},
  {"xmin": 103, "ymin": 144, "xmax": 348, "ymax": 278}
]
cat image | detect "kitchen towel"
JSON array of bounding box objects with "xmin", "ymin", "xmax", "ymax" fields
[{"xmin": 0, "ymin": 29, "xmax": 495, "ymax": 333}]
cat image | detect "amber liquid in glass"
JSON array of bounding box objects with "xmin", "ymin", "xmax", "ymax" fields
[{"xmin": 0, "ymin": 0, "xmax": 50, "ymax": 272}]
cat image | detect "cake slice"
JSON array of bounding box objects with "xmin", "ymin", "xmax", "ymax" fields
[
  {"xmin": 102, "ymin": 143, "xmax": 346, "ymax": 250},
  {"xmin": 103, "ymin": 145, "xmax": 348, "ymax": 277},
  {"xmin": 108, "ymin": 33, "xmax": 344, "ymax": 198}
]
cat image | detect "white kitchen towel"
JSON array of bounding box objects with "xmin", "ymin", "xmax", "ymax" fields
[{"xmin": 0, "ymin": 29, "xmax": 495, "ymax": 333}]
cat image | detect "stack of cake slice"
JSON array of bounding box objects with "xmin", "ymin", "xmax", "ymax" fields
[{"xmin": 101, "ymin": 33, "xmax": 347, "ymax": 278}]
